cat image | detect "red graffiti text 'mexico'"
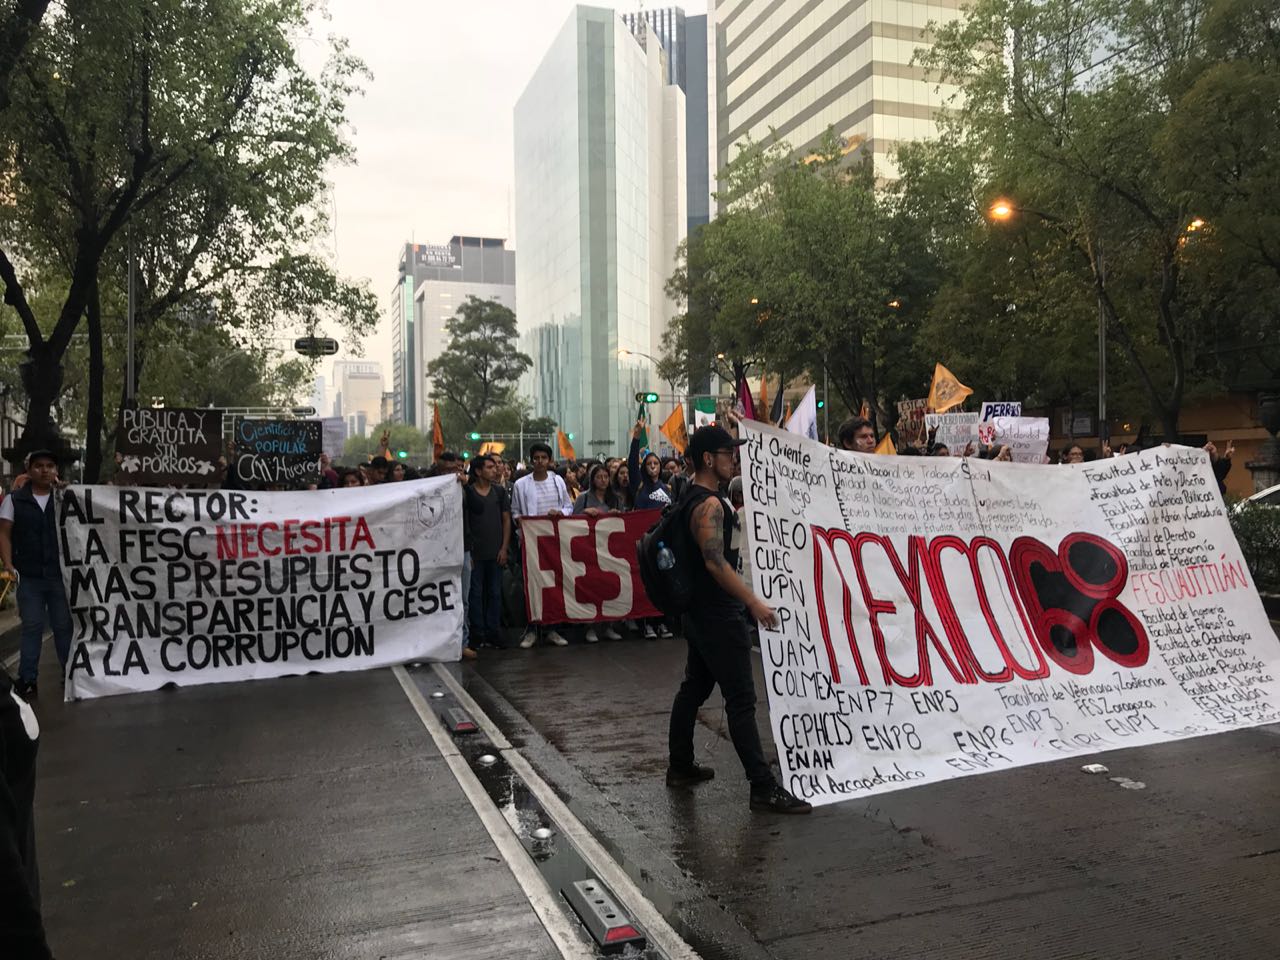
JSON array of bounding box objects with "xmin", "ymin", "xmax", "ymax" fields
[{"xmin": 811, "ymin": 528, "xmax": 1148, "ymax": 688}]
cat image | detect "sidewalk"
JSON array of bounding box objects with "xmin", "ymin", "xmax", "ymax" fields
[{"xmin": 31, "ymin": 655, "xmax": 562, "ymax": 960}]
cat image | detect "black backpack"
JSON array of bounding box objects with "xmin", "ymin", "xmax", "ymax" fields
[{"xmin": 636, "ymin": 485, "xmax": 714, "ymax": 618}]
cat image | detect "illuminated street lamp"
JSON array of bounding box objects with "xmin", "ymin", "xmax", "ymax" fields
[{"xmin": 989, "ymin": 199, "xmax": 1014, "ymax": 221}]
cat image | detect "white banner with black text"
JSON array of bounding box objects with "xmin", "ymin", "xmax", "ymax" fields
[
  {"xmin": 59, "ymin": 477, "xmax": 464, "ymax": 699},
  {"xmin": 740, "ymin": 421, "xmax": 1280, "ymax": 804}
]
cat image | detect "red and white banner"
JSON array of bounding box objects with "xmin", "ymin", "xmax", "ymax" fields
[{"xmin": 518, "ymin": 511, "xmax": 661, "ymax": 624}]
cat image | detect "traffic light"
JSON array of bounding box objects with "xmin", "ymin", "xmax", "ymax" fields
[
  {"xmin": 462, "ymin": 451, "xmax": 471, "ymax": 460},
  {"xmin": 817, "ymin": 399, "xmax": 825, "ymax": 409},
  {"xmin": 467, "ymin": 431, "xmax": 482, "ymax": 441},
  {"xmin": 566, "ymin": 432, "xmax": 574, "ymax": 441},
  {"xmin": 396, "ymin": 449, "xmax": 408, "ymax": 459},
  {"xmin": 635, "ymin": 391, "xmax": 659, "ymax": 403}
]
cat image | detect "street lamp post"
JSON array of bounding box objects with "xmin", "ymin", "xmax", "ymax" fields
[{"xmin": 988, "ymin": 197, "xmax": 1108, "ymax": 445}]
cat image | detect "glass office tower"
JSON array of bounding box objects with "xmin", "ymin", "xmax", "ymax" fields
[{"xmin": 515, "ymin": 6, "xmax": 686, "ymax": 456}]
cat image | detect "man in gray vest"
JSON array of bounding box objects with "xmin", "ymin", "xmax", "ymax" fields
[{"xmin": 0, "ymin": 451, "xmax": 72, "ymax": 701}]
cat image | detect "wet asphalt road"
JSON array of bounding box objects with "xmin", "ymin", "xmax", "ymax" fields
[
  {"xmin": 466, "ymin": 632, "xmax": 1280, "ymax": 960},
  {"xmin": 17, "ymin": 626, "xmax": 1280, "ymax": 959}
]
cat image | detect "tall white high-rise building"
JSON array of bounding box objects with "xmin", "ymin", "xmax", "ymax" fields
[
  {"xmin": 332, "ymin": 360, "xmax": 384, "ymax": 438},
  {"xmin": 390, "ymin": 238, "xmax": 516, "ymax": 428},
  {"xmin": 709, "ymin": 0, "xmax": 962, "ymax": 191},
  {"xmin": 515, "ymin": 5, "xmax": 687, "ymax": 454}
]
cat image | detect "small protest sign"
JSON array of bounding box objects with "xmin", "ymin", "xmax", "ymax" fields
[
  {"xmin": 115, "ymin": 407, "xmax": 224, "ymax": 485},
  {"xmin": 979, "ymin": 401, "xmax": 1022, "ymax": 422},
  {"xmin": 234, "ymin": 419, "xmax": 322, "ymax": 486}
]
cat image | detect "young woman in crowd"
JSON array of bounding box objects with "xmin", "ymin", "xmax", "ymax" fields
[
  {"xmin": 611, "ymin": 463, "xmax": 633, "ymax": 512},
  {"xmin": 625, "ymin": 419, "xmax": 674, "ymax": 639},
  {"xmin": 571, "ymin": 463, "xmax": 624, "ymax": 643}
]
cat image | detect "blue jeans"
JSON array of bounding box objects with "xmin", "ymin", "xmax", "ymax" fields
[
  {"xmin": 469, "ymin": 557, "xmax": 504, "ymax": 642},
  {"xmin": 17, "ymin": 574, "xmax": 72, "ymax": 685}
]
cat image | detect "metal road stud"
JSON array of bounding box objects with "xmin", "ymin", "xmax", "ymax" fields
[
  {"xmin": 562, "ymin": 878, "xmax": 646, "ymax": 952},
  {"xmin": 429, "ymin": 691, "xmax": 445, "ymax": 699},
  {"xmin": 445, "ymin": 707, "xmax": 478, "ymax": 734},
  {"xmin": 532, "ymin": 827, "xmax": 553, "ymax": 840},
  {"xmin": 477, "ymin": 754, "xmax": 498, "ymax": 767}
]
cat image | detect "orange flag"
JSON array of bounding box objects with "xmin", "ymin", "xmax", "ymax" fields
[
  {"xmin": 478, "ymin": 441, "xmax": 506, "ymax": 456},
  {"xmin": 927, "ymin": 363, "xmax": 972, "ymax": 413},
  {"xmin": 557, "ymin": 430, "xmax": 576, "ymax": 460},
  {"xmin": 431, "ymin": 403, "xmax": 445, "ymax": 460},
  {"xmin": 858, "ymin": 400, "xmax": 870, "ymax": 421},
  {"xmin": 659, "ymin": 406, "xmax": 689, "ymax": 453},
  {"xmin": 874, "ymin": 433, "xmax": 897, "ymax": 455}
]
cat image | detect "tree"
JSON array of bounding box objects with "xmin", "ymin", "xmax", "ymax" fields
[
  {"xmin": 0, "ymin": 0, "xmax": 49, "ymax": 111},
  {"xmin": 914, "ymin": 0, "xmax": 1278, "ymax": 438},
  {"xmin": 426, "ymin": 296, "xmax": 531, "ymax": 428},
  {"xmin": 665, "ymin": 133, "xmax": 920, "ymax": 427},
  {"xmin": 0, "ymin": 0, "xmax": 375, "ymax": 474}
]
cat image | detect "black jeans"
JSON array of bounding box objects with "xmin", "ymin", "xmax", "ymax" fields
[{"xmin": 668, "ymin": 607, "xmax": 774, "ymax": 787}]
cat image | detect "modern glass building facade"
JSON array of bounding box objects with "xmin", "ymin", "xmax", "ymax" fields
[
  {"xmin": 390, "ymin": 238, "xmax": 516, "ymax": 428},
  {"xmin": 709, "ymin": 0, "xmax": 963, "ymax": 186},
  {"xmin": 515, "ymin": 6, "xmax": 686, "ymax": 456},
  {"xmin": 623, "ymin": 7, "xmax": 711, "ymax": 231}
]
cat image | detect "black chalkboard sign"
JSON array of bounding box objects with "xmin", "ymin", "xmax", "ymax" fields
[
  {"xmin": 233, "ymin": 419, "xmax": 322, "ymax": 486},
  {"xmin": 115, "ymin": 407, "xmax": 224, "ymax": 485}
]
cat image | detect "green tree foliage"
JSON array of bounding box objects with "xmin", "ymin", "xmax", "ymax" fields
[
  {"xmin": 664, "ymin": 134, "xmax": 920, "ymax": 426},
  {"xmin": 426, "ymin": 296, "xmax": 531, "ymax": 428},
  {"xmin": 909, "ymin": 0, "xmax": 1280, "ymax": 436},
  {"xmin": 0, "ymin": 0, "xmax": 376, "ymax": 476}
]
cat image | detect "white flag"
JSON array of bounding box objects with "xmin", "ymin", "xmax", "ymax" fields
[
  {"xmin": 785, "ymin": 385, "xmax": 818, "ymax": 440},
  {"xmin": 694, "ymin": 408, "xmax": 716, "ymax": 429}
]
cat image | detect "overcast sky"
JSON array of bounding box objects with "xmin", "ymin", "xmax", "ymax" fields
[{"xmin": 307, "ymin": 0, "xmax": 705, "ymax": 393}]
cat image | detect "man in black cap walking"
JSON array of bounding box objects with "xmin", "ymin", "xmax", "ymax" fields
[
  {"xmin": 666, "ymin": 424, "xmax": 812, "ymax": 814},
  {"xmin": 0, "ymin": 451, "xmax": 72, "ymax": 701}
]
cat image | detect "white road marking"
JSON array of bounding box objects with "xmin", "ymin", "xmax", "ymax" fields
[
  {"xmin": 431, "ymin": 662, "xmax": 702, "ymax": 960},
  {"xmin": 391, "ymin": 665, "xmax": 594, "ymax": 960}
]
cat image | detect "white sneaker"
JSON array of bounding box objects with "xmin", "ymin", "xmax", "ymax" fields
[
  {"xmin": 584, "ymin": 628, "xmax": 601, "ymax": 643},
  {"xmin": 519, "ymin": 631, "xmax": 536, "ymax": 649},
  {"xmin": 643, "ymin": 624, "xmax": 658, "ymax": 640},
  {"xmin": 547, "ymin": 630, "xmax": 569, "ymax": 646},
  {"xmin": 658, "ymin": 624, "xmax": 674, "ymax": 639},
  {"xmin": 602, "ymin": 626, "xmax": 623, "ymax": 641}
]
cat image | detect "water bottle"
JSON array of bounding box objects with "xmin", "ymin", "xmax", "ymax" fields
[{"xmin": 656, "ymin": 540, "xmax": 676, "ymax": 571}]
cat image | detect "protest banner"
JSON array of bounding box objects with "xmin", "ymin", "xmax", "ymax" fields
[
  {"xmin": 115, "ymin": 407, "xmax": 224, "ymax": 485},
  {"xmin": 896, "ymin": 399, "xmax": 928, "ymax": 447},
  {"xmin": 979, "ymin": 401, "xmax": 1022, "ymax": 422},
  {"xmin": 59, "ymin": 477, "xmax": 464, "ymax": 700},
  {"xmin": 234, "ymin": 418, "xmax": 322, "ymax": 486},
  {"xmin": 519, "ymin": 510, "xmax": 661, "ymax": 624},
  {"xmin": 924, "ymin": 412, "xmax": 980, "ymax": 452},
  {"xmin": 978, "ymin": 415, "xmax": 1050, "ymax": 463},
  {"xmin": 740, "ymin": 421, "xmax": 1280, "ymax": 805},
  {"xmin": 321, "ymin": 417, "xmax": 346, "ymax": 459}
]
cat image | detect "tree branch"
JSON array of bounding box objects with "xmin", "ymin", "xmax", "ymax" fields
[{"xmin": 0, "ymin": 247, "xmax": 45, "ymax": 345}]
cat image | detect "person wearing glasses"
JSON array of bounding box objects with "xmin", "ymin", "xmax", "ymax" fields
[{"xmin": 665, "ymin": 424, "xmax": 811, "ymax": 815}]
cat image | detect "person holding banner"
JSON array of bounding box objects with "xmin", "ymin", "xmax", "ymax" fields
[
  {"xmin": 572, "ymin": 465, "xmax": 625, "ymax": 644},
  {"xmin": 628, "ymin": 421, "xmax": 677, "ymax": 640},
  {"xmin": 0, "ymin": 666, "xmax": 52, "ymax": 957},
  {"xmin": 466, "ymin": 455, "xmax": 512, "ymax": 651},
  {"xmin": 0, "ymin": 451, "xmax": 72, "ymax": 701},
  {"xmin": 836, "ymin": 417, "xmax": 877, "ymax": 453},
  {"xmin": 667, "ymin": 425, "xmax": 812, "ymax": 815},
  {"xmin": 513, "ymin": 442, "xmax": 574, "ymax": 648}
]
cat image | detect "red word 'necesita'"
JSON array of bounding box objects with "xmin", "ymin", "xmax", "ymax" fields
[{"xmin": 811, "ymin": 528, "xmax": 1149, "ymax": 688}]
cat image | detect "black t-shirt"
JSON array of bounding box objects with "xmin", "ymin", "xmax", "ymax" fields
[{"xmin": 465, "ymin": 483, "xmax": 511, "ymax": 560}]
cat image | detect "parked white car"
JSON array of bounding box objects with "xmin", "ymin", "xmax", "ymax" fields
[{"xmin": 1233, "ymin": 483, "xmax": 1280, "ymax": 513}]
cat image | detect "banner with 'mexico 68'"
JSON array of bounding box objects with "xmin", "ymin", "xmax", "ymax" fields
[
  {"xmin": 740, "ymin": 421, "xmax": 1280, "ymax": 805},
  {"xmin": 59, "ymin": 477, "xmax": 464, "ymax": 700}
]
